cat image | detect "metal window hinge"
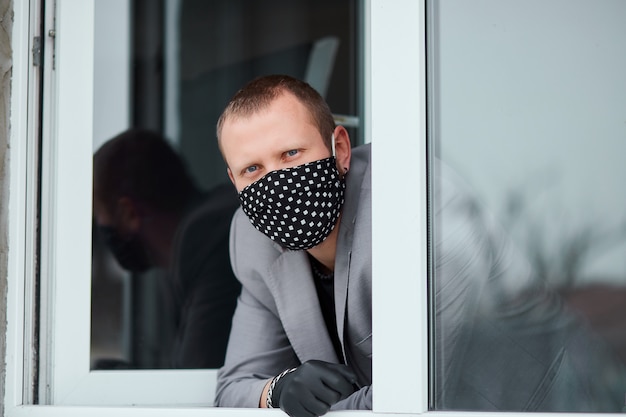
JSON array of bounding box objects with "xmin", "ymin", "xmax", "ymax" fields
[
  {"xmin": 32, "ymin": 36, "xmax": 42, "ymax": 67},
  {"xmin": 34, "ymin": 0, "xmax": 58, "ymax": 70},
  {"xmin": 49, "ymin": 0, "xmax": 57, "ymax": 70},
  {"xmin": 48, "ymin": 28, "xmax": 56, "ymax": 70},
  {"xmin": 32, "ymin": 29, "xmax": 55, "ymax": 68}
]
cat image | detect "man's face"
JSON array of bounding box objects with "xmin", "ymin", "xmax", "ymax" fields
[
  {"xmin": 93, "ymin": 197, "xmax": 152, "ymax": 273},
  {"xmin": 221, "ymin": 93, "xmax": 332, "ymax": 192}
]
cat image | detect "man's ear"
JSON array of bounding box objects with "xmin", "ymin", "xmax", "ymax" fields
[
  {"xmin": 333, "ymin": 125, "xmax": 352, "ymax": 175},
  {"xmin": 116, "ymin": 197, "xmax": 141, "ymax": 234}
]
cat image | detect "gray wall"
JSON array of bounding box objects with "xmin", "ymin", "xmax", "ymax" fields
[{"xmin": 0, "ymin": 0, "xmax": 12, "ymax": 413}]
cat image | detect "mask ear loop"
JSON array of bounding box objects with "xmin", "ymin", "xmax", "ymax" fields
[{"xmin": 331, "ymin": 133, "xmax": 347, "ymax": 177}]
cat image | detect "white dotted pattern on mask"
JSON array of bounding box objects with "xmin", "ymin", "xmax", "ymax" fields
[{"xmin": 239, "ymin": 157, "xmax": 345, "ymax": 250}]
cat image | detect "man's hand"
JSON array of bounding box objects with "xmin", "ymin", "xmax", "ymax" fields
[{"xmin": 271, "ymin": 360, "xmax": 358, "ymax": 417}]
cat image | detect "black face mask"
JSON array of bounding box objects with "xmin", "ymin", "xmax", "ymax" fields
[
  {"xmin": 238, "ymin": 156, "xmax": 345, "ymax": 250},
  {"xmin": 98, "ymin": 225, "xmax": 152, "ymax": 273}
]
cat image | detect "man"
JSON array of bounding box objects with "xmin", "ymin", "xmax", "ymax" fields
[
  {"xmin": 214, "ymin": 75, "xmax": 626, "ymax": 415},
  {"xmin": 93, "ymin": 129, "xmax": 242, "ymax": 368},
  {"xmin": 214, "ymin": 75, "xmax": 371, "ymax": 415}
]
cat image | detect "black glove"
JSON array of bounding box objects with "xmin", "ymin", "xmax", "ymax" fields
[{"xmin": 271, "ymin": 360, "xmax": 358, "ymax": 417}]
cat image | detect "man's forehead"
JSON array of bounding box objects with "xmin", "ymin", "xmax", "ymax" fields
[{"xmin": 224, "ymin": 98, "xmax": 314, "ymax": 134}]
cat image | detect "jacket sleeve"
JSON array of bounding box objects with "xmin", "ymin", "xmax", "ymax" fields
[
  {"xmin": 214, "ymin": 210, "xmax": 300, "ymax": 407},
  {"xmin": 331, "ymin": 385, "xmax": 372, "ymax": 410}
]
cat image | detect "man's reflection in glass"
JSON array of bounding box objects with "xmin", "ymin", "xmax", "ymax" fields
[
  {"xmin": 92, "ymin": 128, "xmax": 241, "ymax": 369},
  {"xmin": 432, "ymin": 161, "xmax": 626, "ymax": 412}
]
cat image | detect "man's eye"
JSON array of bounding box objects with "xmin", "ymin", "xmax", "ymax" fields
[
  {"xmin": 244, "ymin": 165, "xmax": 258, "ymax": 174},
  {"xmin": 286, "ymin": 149, "xmax": 299, "ymax": 157}
]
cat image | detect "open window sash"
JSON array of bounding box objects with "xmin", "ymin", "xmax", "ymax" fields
[{"xmin": 5, "ymin": 0, "xmax": 429, "ymax": 414}]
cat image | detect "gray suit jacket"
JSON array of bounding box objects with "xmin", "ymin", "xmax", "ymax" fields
[{"xmin": 215, "ymin": 144, "xmax": 372, "ymax": 409}]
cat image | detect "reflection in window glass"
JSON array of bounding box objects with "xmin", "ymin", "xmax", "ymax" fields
[
  {"xmin": 91, "ymin": 0, "xmax": 361, "ymax": 370},
  {"xmin": 429, "ymin": 0, "xmax": 626, "ymax": 411}
]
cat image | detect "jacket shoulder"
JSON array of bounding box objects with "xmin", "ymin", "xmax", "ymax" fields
[{"xmin": 229, "ymin": 208, "xmax": 283, "ymax": 284}]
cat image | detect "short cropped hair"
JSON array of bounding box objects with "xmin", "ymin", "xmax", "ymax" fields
[
  {"xmin": 216, "ymin": 75, "xmax": 336, "ymax": 153},
  {"xmin": 93, "ymin": 128, "xmax": 198, "ymax": 216}
]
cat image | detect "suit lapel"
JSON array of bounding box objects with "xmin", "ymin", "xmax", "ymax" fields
[
  {"xmin": 334, "ymin": 228, "xmax": 351, "ymax": 357},
  {"xmin": 333, "ymin": 151, "xmax": 366, "ymax": 357},
  {"xmin": 268, "ymin": 250, "xmax": 338, "ymax": 363}
]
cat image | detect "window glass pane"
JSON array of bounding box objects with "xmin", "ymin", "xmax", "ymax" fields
[
  {"xmin": 429, "ymin": 0, "xmax": 626, "ymax": 411},
  {"xmin": 91, "ymin": 0, "xmax": 361, "ymax": 370}
]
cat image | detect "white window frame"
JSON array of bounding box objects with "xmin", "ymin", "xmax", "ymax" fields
[
  {"xmin": 4, "ymin": 0, "xmax": 430, "ymax": 415},
  {"xmin": 7, "ymin": 0, "xmax": 622, "ymax": 417}
]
